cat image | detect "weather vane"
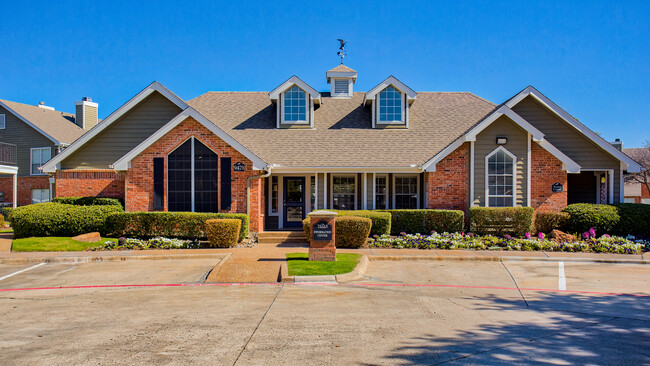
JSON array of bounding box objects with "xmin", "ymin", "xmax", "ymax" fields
[{"xmin": 337, "ymin": 39, "xmax": 347, "ymax": 64}]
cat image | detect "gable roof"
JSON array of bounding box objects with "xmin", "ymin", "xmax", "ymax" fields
[
  {"xmin": 327, "ymin": 64, "xmax": 357, "ymax": 73},
  {"xmin": 268, "ymin": 76, "xmax": 321, "ymax": 104},
  {"xmin": 505, "ymin": 86, "xmax": 642, "ymax": 172},
  {"xmin": 188, "ymin": 91, "xmax": 495, "ymax": 169},
  {"xmin": 42, "ymin": 81, "xmax": 187, "ymax": 173},
  {"xmin": 364, "ymin": 76, "xmax": 417, "ymax": 105},
  {"xmin": 0, "ymin": 99, "xmax": 86, "ymax": 144}
]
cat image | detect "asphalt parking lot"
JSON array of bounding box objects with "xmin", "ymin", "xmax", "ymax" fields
[{"xmin": 0, "ymin": 259, "xmax": 648, "ymax": 365}]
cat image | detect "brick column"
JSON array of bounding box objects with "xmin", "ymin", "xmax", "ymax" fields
[{"xmin": 308, "ymin": 210, "xmax": 337, "ymax": 262}]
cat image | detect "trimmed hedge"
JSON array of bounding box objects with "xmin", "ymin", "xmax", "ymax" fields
[
  {"xmin": 52, "ymin": 196, "xmax": 123, "ymax": 208},
  {"xmin": 106, "ymin": 212, "xmax": 249, "ymax": 242},
  {"xmin": 331, "ymin": 210, "xmax": 391, "ymax": 236},
  {"xmin": 378, "ymin": 209, "xmax": 465, "ymax": 235},
  {"xmin": 302, "ymin": 216, "xmax": 372, "ymax": 248},
  {"xmin": 205, "ymin": 219, "xmax": 241, "ymax": 247},
  {"xmin": 561, "ymin": 204, "xmax": 619, "ymax": 235},
  {"xmin": 610, "ymin": 203, "xmax": 650, "ymax": 238},
  {"xmin": 1, "ymin": 207, "xmax": 13, "ymax": 222},
  {"xmin": 0, "ymin": 214, "xmax": 4, "ymax": 227},
  {"xmin": 534, "ymin": 211, "xmax": 570, "ymax": 234},
  {"xmin": 469, "ymin": 207, "xmax": 534, "ymax": 237},
  {"xmin": 11, "ymin": 203, "xmax": 123, "ymax": 239}
]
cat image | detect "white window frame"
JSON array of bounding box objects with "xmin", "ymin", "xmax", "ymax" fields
[
  {"xmin": 0, "ymin": 114, "xmax": 5, "ymax": 129},
  {"xmin": 485, "ymin": 146, "xmax": 517, "ymax": 207},
  {"xmin": 377, "ymin": 86, "xmax": 404, "ymax": 125},
  {"xmin": 280, "ymin": 85, "xmax": 309, "ymax": 125},
  {"xmin": 330, "ymin": 174, "xmax": 357, "ymax": 210},
  {"xmin": 373, "ymin": 174, "xmax": 389, "ymax": 210},
  {"xmin": 31, "ymin": 188, "xmax": 50, "ymax": 204},
  {"xmin": 392, "ymin": 174, "xmax": 420, "ymax": 209},
  {"xmin": 30, "ymin": 147, "xmax": 51, "ymax": 176}
]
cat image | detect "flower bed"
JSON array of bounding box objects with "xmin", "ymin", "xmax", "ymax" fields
[
  {"xmin": 87, "ymin": 237, "xmax": 201, "ymax": 251},
  {"xmin": 369, "ymin": 232, "xmax": 648, "ymax": 254}
]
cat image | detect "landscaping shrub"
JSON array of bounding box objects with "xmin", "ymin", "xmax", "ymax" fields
[
  {"xmin": 1, "ymin": 207, "xmax": 13, "ymax": 222},
  {"xmin": 534, "ymin": 211, "xmax": 570, "ymax": 234},
  {"xmin": 106, "ymin": 212, "xmax": 249, "ymax": 241},
  {"xmin": 331, "ymin": 210, "xmax": 391, "ymax": 236},
  {"xmin": 376, "ymin": 209, "xmax": 464, "ymax": 235},
  {"xmin": 424, "ymin": 210, "xmax": 465, "ymax": 234},
  {"xmin": 469, "ymin": 207, "xmax": 534, "ymax": 237},
  {"xmin": 52, "ymin": 196, "xmax": 124, "ymax": 208},
  {"xmin": 0, "ymin": 214, "xmax": 4, "ymax": 227},
  {"xmin": 562, "ymin": 204, "xmax": 619, "ymax": 235},
  {"xmin": 205, "ymin": 219, "xmax": 241, "ymax": 248},
  {"xmin": 302, "ymin": 216, "xmax": 372, "ymax": 248},
  {"xmin": 11, "ymin": 203, "xmax": 123, "ymax": 239},
  {"xmin": 610, "ymin": 203, "xmax": 650, "ymax": 238}
]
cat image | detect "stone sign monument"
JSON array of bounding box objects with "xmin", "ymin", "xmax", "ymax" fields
[{"xmin": 308, "ymin": 210, "xmax": 337, "ymax": 261}]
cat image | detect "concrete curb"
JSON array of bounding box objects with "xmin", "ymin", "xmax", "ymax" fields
[
  {"xmin": 336, "ymin": 255, "xmax": 369, "ymax": 282},
  {"xmin": 280, "ymin": 254, "xmax": 369, "ymax": 283},
  {"xmin": 0, "ymin": 253, "xmax": 230, "ymax": 265},
  {"xmin": 368, "ymin": 255, "xmax": 650, "ymax": 265}
]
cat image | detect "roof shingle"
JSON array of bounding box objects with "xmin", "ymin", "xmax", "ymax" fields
[{"xmin": 0, "ymin": 99, "xmax": 86, "ymax": 143}]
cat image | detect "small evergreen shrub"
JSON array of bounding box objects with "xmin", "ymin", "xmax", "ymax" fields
[
  {"xmin": 1, "ymin": 207, "xmax": 13, "ymax": 222},
  {"xmin": 302, "ymin": 216, "xmax": 372, "ymax": 248},
  {"xmin": 469, "ymin": 207, "xmax": 534, "ymax": 237},
  {"xmin": 106, "ymin": 212, "xmax": 249, "ymax": 241},
  {"xmin": 11, "ymin": 203, "xmax": 123, "ymax": 239},
  {"xmin": 0, "ymin": 214, "xmax": 4, "ymax": 227},
  {"xmin": 534, "ymin": 211, "xmax": 570, "ymax": 234},
  {"xmin": 424, "ymin": 210, "xmax": 465, "ymax": 234},
  {"xmin": 52, "ymin": 196, "xmax": 124, "ymax": 208},
  {"xmin": 205, "ymin": 219, "xmax": 241, "ymax": 248},
  {"xmin": 376, "ymin": 209, "xmax": 465, "ymax": 235},
  {"xmin": 610, "ymin": 203, "xmax": 650, "ymax": 238},
  {"xmin": 331, "ymin": 210, "xmax": 391, "ymax": 236},
  {"xmin": 562, "ymin": 204, "xmax": 619, "ymax": 234}
]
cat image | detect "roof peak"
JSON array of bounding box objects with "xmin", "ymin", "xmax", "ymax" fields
[{"xmin": 327, "ymin": 64, "xmax": 357, "ymax": 74}]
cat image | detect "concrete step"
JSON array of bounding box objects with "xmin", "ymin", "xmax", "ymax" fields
[
  {"xmin": 258, "ymin": 231, "xmax": 306, "ymax": 238},
  {"xmin": 257, "ymin": 237, "xmax": 308, "ymax": 244}
]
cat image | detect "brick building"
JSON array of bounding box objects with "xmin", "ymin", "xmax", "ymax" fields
[{"xmin": 42, "ymin": 66, "xmax": 642, "ymax": 232}]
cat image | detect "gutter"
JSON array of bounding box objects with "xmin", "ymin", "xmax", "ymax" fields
[{"xmin": 246, "ymin": 166, "xmax": 272, "ymax": 229}]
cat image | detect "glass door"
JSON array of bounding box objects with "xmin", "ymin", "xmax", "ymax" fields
[{"xmin": 283, "ymin": 177, "xmax": 305, "ymax": 227}]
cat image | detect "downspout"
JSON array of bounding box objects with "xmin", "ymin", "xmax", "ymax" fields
[{"xmin": 246, "ymin": 166, "xmax": 272, "ymax": 231}]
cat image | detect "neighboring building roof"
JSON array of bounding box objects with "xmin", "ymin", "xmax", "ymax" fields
[
  {"xmin": 188, "ymin": 91, "xmax": 496, "ymax": 168},
  {"xmin": 327, "ymin": 64, "xmax": 357, "ymax": 73},
  {"xmin": 0, "ymin": 99, "xmax": 86, "ymax": 144}
]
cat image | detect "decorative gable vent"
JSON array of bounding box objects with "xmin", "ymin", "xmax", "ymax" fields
[{"xmin": 334, "ymin": 79, "xmax": 348, "ymax": 94}]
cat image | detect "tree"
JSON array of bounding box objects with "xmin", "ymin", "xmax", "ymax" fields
[{"xmin": 625, "ymin": 140, "xmax": 650, "ymax": 196}]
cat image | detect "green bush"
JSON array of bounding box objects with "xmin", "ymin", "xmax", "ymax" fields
[
  {"xmin": 205, "ymin": 219, "xmax": 241, "ymax": 248},
  {"xmin": 52, "ymin": 196, "xmax": 123, "ymax": 208},
  {"xmin": 106, "ymin": 212, "xmax": 249, "ymax": 241},
  {"xmin": 534, "ymin": 211, "xmax": 570, "ymax": 234},
  {"xmin": 377, "ymin": 209, "xmax": 464, "ymax": 235},
  {"xmin": 610, "ymin": 203, "xmax": 650, "ymax": 238},
  {"xmin": 0, "ymin": 214, "xmax": 4, "ymax": 227},
  {"xmin": 302, "ymin": 216, "xmax": 372, "ymax": 248},
  {"xmin": 1, "ymin": 207, "xmax": 13, "ymax": 222},
  {"xmin": 11, "ymin": 203, "xmax": 123, "ymax": 239},
  {"xmin": 562, "ymin": 204, "xmax": 619, "ymax": 234},
  {"xmin": 469, "ymin": 207, "xmax": 534, "ymax": 237},
  {"xmin": 331, "ymin": 210, "xmax": 391, "ymax": 236}
]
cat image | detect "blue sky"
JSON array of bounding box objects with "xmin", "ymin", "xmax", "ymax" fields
[{"xmin": 1, "ymin": 1, "xmax": 648, "ymax": 147}]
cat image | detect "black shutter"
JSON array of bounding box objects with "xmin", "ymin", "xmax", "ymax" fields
[
  {"xmin": 153, "ymin": 157, "xmax": 164, "ymax": 210},
  {"xmin": 220, "ymin": 157, "xmax": 232, "ymax": 210}
]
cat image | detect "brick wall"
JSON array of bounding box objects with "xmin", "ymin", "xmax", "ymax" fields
[
  {"xmin": 426, "ymin": 143, "xmax": 470, "ymax": 211},
  {"xmin": 530, "ymin": 143, "xmax": 567, "ymax": 211},
  {"xmin": 55, "ymin": 170, "xmax": 125, "ymax": 200},
  {"xmin": 126, "ymin": 117, "xmax": 266, "ymax": 232},
  {"xmin": 0, "ymin": 176, "xmax": 50, "ymax": 206}
]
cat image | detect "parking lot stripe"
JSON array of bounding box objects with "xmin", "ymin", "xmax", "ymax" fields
[
  {"xmin": 558, "ymin": 261, "xmax": 566, "ymax": 290},
  {"xmin": 0, "ymin": 263, "xmax": 46, "ymax": 282}
]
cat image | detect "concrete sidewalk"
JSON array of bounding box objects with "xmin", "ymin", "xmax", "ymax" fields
[{"xmin": 0, "ymin": 232, "xmax": 12, "ymax": 252}]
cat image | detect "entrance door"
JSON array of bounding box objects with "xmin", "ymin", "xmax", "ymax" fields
[{"xmin": 283, "ymin": 177, "xmax": 305, "ymax": 227}]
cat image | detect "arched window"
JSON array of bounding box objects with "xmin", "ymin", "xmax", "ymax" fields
[
  {"xmin": 486, "ymin": 147, "xmax": 516, "ymax": 207},
  {"xmin": 283, "ymin": 86, "xmax": 307, "ymax": 122},
  {"xmin": 378, "ymin": 86, "xmax": 402, "ymax": 122}
]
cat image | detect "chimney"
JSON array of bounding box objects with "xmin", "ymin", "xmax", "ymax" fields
[
  {"xmin": 75, "ymin": 97, "xmax": 98, "ymax": 130},
  {"xmin": 610, "ymin": 138, "xmax": 623, "ymax": 151},
  {"xmin": 37, "ymin": 101, "xmax": 55, "ymax": 111}
]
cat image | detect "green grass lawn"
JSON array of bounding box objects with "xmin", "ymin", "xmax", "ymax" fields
[
  {"xmin": 0, "ymin": 228, "xmax": 12, "ymax": 233},
  {"xmin": 11, "ymin": 237, "xmax": 117, "ymax": 252},
  {"xmin": 286, "ymin": 253, "xmax": 361, "ymax": 276}
]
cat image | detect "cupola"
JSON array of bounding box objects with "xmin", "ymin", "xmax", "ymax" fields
[{"xmin": 326, "ymin": 64, "xmax": 357, "ymax": 98}]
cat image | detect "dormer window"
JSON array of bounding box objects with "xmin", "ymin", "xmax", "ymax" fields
[
  {"xmin": 379, "ymin": 86, "xmax": 402, "ymax": 123},
  {"xmin": 283, "ymin": 86, "xmax": 307, "ymax": 122}
]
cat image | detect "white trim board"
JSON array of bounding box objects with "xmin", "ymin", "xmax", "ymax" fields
[
  {"xmin": 42, "ymin": 81, "xmax": 188, "ymax": 173},
  {"xmin": 364, "ymin": 76, "xmax": 417, "ymax": 105},
  {"xmin": 111, "ymin": 107, "xmax": 267, "ymax": 171},
  {"xmin": 505, "ymin": 85, "xmax": 642, "ymax": 173},
  {"xmin": 269, "ymin": 75, "xmax": 321, "ymax": 104}
]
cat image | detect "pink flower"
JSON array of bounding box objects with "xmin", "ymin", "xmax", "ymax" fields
[
  {"xmin": 538, "ymin": 232, "xmax": 545, "ymax": 240},
  {"xmin": 504, "ymin": 234, "xmax": 512, "ymax": 240},
  {"xmin": 588, "ymin": 228, "xmax": 596, "ymax": 238},
  {"xmin": 603, "ymin": 234, "xmax": 611, "ymax": 238},
  {"xmin": 524, "ymin": 232, "xmax": 531, "ymax": 239},
  {"xmin": 582, "ymin": 232, "xmax": 589, "ymax": 240},
  {"xmin": 400, "ymin": 232, "xmax": 407, "ymax": 236}
]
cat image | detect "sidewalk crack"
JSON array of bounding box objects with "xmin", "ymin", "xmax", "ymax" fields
[{"xmin": 500, "ymin": 258, "xmax": 529, "ymax": 308}]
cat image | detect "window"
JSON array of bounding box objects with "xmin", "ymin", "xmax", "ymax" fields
[
  {"xmin": 31, "ymin": 189, "xmax": 49, "ymax": 204},
  {"xmin": 167, "ymin": 137, "xmax": 218, "ymax": 212},
  {"xmin": 31, "ymin": 147, "xmax": 51, "ymax": 175},
  {"xmin": 375, "ymin": 175, "xmax": 387, "ymax": 209},
  {"xmin": 271, "ymin": 176, "xmax": 278, "ymax": 213},
  {"xmin": 283, "ymin": 85, "xmax": 307, "ymax": 122},
  {"xmin": 332, "ymin": 176, "xmax": 355, "ymax": 210},
  {"xmin": 0, "ymin": 114, "xmax": 5, "ymax": 129},
  {"xmin": 378, "ymin": 86, "xmax": 402, "ymax": 123},
  {"xmin": 394, "ymin": 176, "xmax": 418, "ymax": 209},
  {"xmin": 487, "ymin": 148, "xmax": 515, "ymax": 207}
]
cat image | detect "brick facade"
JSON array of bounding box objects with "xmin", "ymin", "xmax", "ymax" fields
[
  {"xmin": 425, "ymin": 143, "xmax": 470, "ymax": 211},
  {"xmin": 530, "ymin": 142, "xmax": 567, "ymax": 211},
  {"xmin": 55, "ymin": 170, "xmax": 125, "ymax": 200},
  {"xmin": 0, "ymin": 176, "xmax": 50, "ymax": 206},
  {"xmin": 125, "ymin": 117, "xmax": 265, "ymax": 232}
]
